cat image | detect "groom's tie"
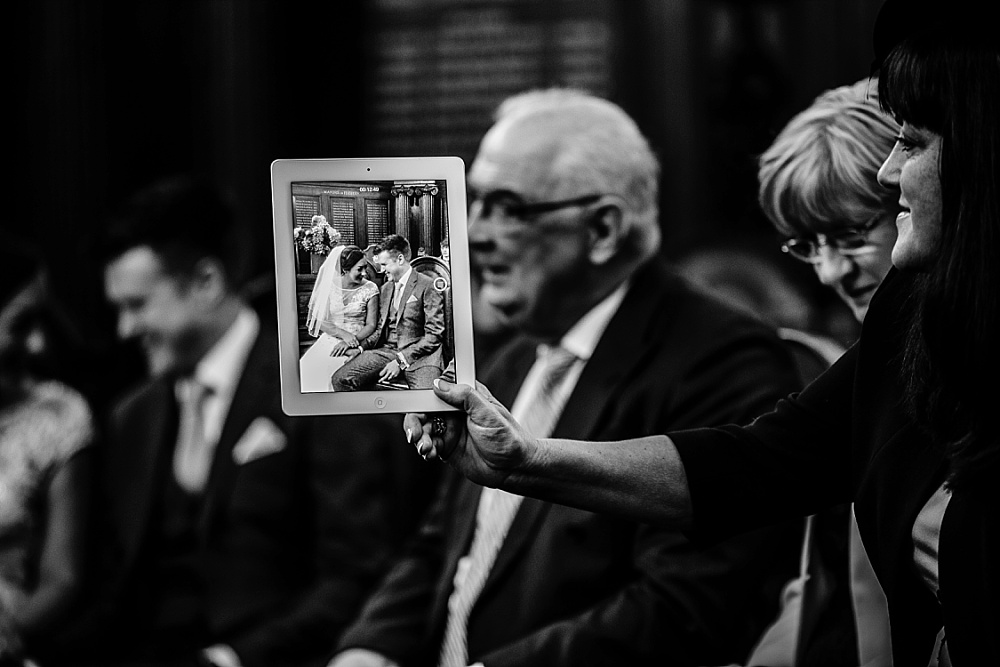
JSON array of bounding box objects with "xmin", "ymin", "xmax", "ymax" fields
[
  {"xmin": 174, "ymin": 378, "xmax": 215, "ymax": 493},
  {"xmin": 438, "ymin": 345, "xmax": 579, "ymax": 667}
]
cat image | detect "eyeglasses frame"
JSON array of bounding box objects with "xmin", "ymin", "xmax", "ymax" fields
[
  {"xmin": 780, "ymin": 211, "xmax": 891, "ymax": 263},
  {"xmin": 468, "ymin": 189, "xmax": 606, "ymax": 222}
]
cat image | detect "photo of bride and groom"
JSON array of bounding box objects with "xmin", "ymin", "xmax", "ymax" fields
[{"xmin": 298, "ymin": 233, "xmax": 448, "ymax": 393}]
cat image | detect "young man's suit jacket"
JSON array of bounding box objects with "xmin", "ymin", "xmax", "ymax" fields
[
  {"xmin": 363, "ymin": 270, "xmax": 445, "ymax": 372},
  {"xmin": 337, "ymin": 258, "xmax": 805, "ymax": 667},
  {"xmin": 96, "ymin": 321, "xmax": 435, "ymax": 667}
]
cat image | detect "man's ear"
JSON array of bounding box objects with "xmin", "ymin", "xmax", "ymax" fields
[
  {"xmin": 586, "ymin": 203, "xmax": 627, "ymax": 266},
  {"xmin": 189, "ymin": 257, "xmax": 228, "ymax": 305}
]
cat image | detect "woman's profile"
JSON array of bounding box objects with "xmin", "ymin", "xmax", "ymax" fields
[{"xmin": 300, "ymin": 244, "xmax": 380, "ymax": 392}]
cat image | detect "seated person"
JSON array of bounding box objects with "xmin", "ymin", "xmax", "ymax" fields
[
  {"xmin": 299, "ymin": 245, "xmax": 380, "ymax": 392},
  {"xmin": 742, "ymin": 75, "xmax": 899, "ymax": 667},
  {"xmin": 329, "ymin": 88, "xmax": 802, "ymax": 667},
  {"xmin": 81, "ymin": 175, "xmax": 431, "ymax": 667},
  {"xmin": 0, "ymin": 237, "xmax": 95, "ymax": 666},
  {"xmin": 332, "ymin": 234, "xmax": 445, "ymax": 391}
]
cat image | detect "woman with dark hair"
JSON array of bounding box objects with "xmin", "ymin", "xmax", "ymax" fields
[
  {"xmin": 0, "ymin": 239, "xmax": 95, "ymax": 665},
  {"xmin": 300, "ymin": 244, "xmax": 380, "ymax": 392},
  {"xmin": 405, "ymin": 5, "xmax": 999, "ymax": 665}
]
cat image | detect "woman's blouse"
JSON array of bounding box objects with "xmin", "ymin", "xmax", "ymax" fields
[
  {"xmin": 0, "ymin": 381, "xmax": 93, "ymax": 610},
  {"xmin": 913, "ymin": 482, "xmax": 952, "ymax": 599}
]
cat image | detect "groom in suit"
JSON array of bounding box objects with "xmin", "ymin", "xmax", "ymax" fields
[
  {"xmin": 330, "ymin": 90, "xmax": 803, "ymax": 667},
  {"xmin": 87, "ymin": 176, "xmax": 435, "ymax": 667},
  {"xmin": 331, "ymin": 234, "xmax": 445, "ymax": 391}
]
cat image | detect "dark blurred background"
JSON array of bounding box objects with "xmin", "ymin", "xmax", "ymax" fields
[{"xmin": 8, "ymin": 0, "xmax": 885, "ymax": 404}]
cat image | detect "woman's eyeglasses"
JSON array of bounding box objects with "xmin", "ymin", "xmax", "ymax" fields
[
  {"xmin": 780, "ymin": 212, "xmax": 888, "ymax": 263},
  {"xmin": 468, "ymin": 189, "xmax": 604, "ymax": 222}
]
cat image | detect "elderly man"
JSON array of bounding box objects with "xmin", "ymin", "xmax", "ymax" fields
[
  {"xmin": 331, "ymin": 89, "xmax": 802, "ymax": 667},
  {"xmin": 81, "ymin": 175, "xmax": 434, "ymax": 667}
]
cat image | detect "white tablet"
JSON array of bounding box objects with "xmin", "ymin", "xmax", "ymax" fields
[{"xmin": 270, "ymin": 156, "xmax": 475, "ymax": 415}]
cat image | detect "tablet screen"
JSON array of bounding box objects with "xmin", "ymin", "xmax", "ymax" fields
[{"xmin": 271, "ymin": 157, "xmax": 474, "ymax": 415}]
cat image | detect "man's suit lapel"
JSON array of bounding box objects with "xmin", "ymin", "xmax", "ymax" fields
[
  {"xmin": 395, "ymin": 271, "xmax": 420, "ymax": 325},
  {"xmin": 476, "ymin": 270, "xmax": 665, "ymax": 600},
  {"xmin": 119, "ymin": 382, "xmax": 177, "ymax": 570},
  {"xmin": 375, "ymin": 281, "xmax": 394, "ymax": 341},
  {"xmin": 553, "ymin": 278, "xmax": 658, "ymax": 441},
  {"xmin": 199, "ymin": 327, "xmax": 273, "ymax": 537}
]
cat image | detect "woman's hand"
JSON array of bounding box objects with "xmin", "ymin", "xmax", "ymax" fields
[
  {"xmin": 329, "ymin": 341, "xmax": 353, "ymax": 357},
  {"xmin": 339, "ymin": 333, "xmax": 360, "ymax": 349},
  {"xmin": 403, "ymin": 379, "xmax": 535, "ymax": 489}
]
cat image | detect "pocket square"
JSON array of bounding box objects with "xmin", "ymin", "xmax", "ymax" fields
[
  {"xmin": 232, "ymin": 416, "xmax": 288, "ymax": 465},
  {"xmin": 406, "ymin": 294, "xmax": 418, "ymax": 304}
]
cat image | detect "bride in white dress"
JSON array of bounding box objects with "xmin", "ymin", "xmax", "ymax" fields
[{"xmin": 299, "ymin": 245, "xmax": 380, "ymax": 392}]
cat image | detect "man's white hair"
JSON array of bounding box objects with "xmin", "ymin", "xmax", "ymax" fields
[{"xmin": 494, "ymin": 88, "xmax": 661, "ymax": 262}]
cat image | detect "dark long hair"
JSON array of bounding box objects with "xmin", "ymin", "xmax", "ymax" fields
[
  {"xmin": 879, "ymin": 28, "xmax": 1000, "ymax": 490},
  {"xmin": 339, "ymin": 245, "xmax": 366, "ymax": 274}
]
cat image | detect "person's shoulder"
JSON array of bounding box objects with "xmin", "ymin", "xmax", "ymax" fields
[
  {"xmin": 22, "ymin": 381, "xmax": 95, "ymax": 463},
  {"xmin": 412, "ymin": 268, "xmax": 434, "ymax": 285},
  {"xmin": 631, "ymin": 258, "xmax": 774, "ymax": 334},
  {"xmin": 29, "ymin": 379, "xmax": 91, "ymax": 420}
]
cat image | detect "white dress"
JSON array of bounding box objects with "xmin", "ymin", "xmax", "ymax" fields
[
  {"xmin": 0, "ymin": 382, "xmax": 93, "ymax": 623},
  {"xmin": 299, "ymin": 278, "xmax": 379, "ymax": 392}
]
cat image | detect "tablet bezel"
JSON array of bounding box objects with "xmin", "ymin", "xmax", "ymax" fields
[{"xmin": 270, "ymin": 156, "xmax": 474, "ymax": 415}]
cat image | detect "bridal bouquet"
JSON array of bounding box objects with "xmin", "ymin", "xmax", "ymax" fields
[{"xmin": 293, "ymin": 215, "xmax": 341, "ymax": 255}]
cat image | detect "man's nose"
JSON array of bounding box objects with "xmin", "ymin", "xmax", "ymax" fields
[
  {"xmin": 117, "ymin": 310, "xmax": 140, "ymax": 340},
  {"xmin": 467, "ymin": 207, "xmax": 497, "ymax": 254},
  {"xmin": 813, "ymin": 246, "xmax": 854, "ymax": 286}
]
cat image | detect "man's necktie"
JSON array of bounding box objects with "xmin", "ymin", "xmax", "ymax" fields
[
  {"xmin": 391, "ymin": 280, "xmax": 403, "ymax": 317},
  {"xmin": 438, "ymin": 345, "xmax": 579, "ymax": 667},
  {"xmin": 173, "ymin": 379, "xmax": 214, "ymax": 493}
]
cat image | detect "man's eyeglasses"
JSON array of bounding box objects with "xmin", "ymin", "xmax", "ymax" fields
[
  {"xmin": 468, "ymin": 189, "xmax": 604, "ymax": 222},
  {"xmin": 780, "ymin": 212, "xmax": 888, "ymax": 263}
]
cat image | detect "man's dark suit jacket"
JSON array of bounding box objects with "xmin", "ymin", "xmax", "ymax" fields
[
  {"xmin": 91, "ymin": 321, "xmax": 436, "ymax": 667},
  {"xmin": 336, "ymin": 259, "xmax": 804, "ymax": 667},
  {"xmin": 363, "ymin": 270, "xmax": 445, "ymax": 372}
]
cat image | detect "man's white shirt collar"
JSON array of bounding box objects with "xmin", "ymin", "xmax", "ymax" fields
[
  {"xmin": 552, "ymin": 279, "xmax": 630, "ymax": 362},
  {"xmin": 176, "ymin": 306, "xmax": 259, "ymax": 444},
  {"xmin": 396, "ymin": 266, "xmax": 413, "ymax": 290}
]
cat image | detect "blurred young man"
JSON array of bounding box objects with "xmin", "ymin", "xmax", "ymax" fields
[{"xmin": 89, "ymin": 175, "xmax": 431, "ymax": 667}]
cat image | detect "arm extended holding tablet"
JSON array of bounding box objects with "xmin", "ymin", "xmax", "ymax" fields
[{"xmin": 403, "ymin": 378, "xmax": 694, "ymax": 528}]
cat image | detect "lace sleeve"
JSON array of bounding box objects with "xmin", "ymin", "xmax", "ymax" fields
[
  {"xmin": 362, "ymin": 280, "xmax": 380, "ymax": 304},
  {"xmin": 28, "ymin": 382, "xmax": 95, "ymax": 470}
]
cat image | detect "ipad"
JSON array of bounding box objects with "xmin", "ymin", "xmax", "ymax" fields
[{"xmin": 271, "ymin": 156, "xmax": 475, "ymax": 416}]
